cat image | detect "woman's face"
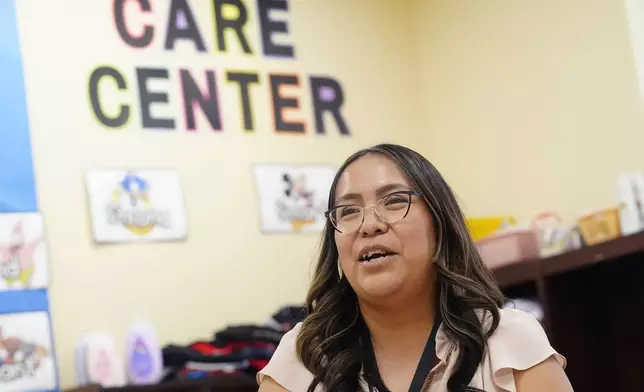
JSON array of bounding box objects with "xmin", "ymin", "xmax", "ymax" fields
[{"xmin": 334, "ymin": 154, "xmax": 437, "ymax": 302}]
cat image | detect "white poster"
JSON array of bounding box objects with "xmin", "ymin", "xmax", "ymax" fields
[
  {"xmin": 0, "ymin": 311, "xmax": 57, "ymax": 392},
  {"xmin": 0, "ymin": 213, "xmax": 49, "ymax": 291},
  {"xmin": 85, "ymin": 169, "xmax": 188, "ymax": 243},
  {"xmin": 253, "ymin": 165, "xmax": 336, "ymax": 233}
]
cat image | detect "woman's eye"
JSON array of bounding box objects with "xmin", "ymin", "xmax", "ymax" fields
[
  {"xmin": 341, "ymin": 207, "xmax": 360, "ymax": 216},
  {"xmin": 385, "ymin": 196, "xmax": 406, "ymax": 205}
]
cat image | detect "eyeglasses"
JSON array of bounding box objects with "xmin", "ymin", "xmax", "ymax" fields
[{"xmin": 325, "ymin": 190, "xmax": 420, "ymax": 234}]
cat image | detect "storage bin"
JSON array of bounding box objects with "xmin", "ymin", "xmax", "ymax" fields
[
  {"xmin": 467, "ymin": 216, "xmax": 516, "ymax": 241},
  {"xmin": 475, "ymin": 229, "xmax": 540, "ymax": 269},
  {"xmin": 577, "ymin": 208, "xmax": 621, "ymax": 245}
]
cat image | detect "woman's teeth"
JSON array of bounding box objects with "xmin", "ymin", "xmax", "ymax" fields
[{"xmin": 360, "ymin": 252, "xmax": 394, "ymax": 262}]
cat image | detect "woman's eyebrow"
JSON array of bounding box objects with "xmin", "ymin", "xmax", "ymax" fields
[{"xmin": 335, "ymin": 183, "xmax": 409, "ymax": 204}]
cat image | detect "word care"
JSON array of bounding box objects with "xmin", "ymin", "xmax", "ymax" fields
[{"xmin": 88, "ymin": 0, "xmax": 350, "ymax": 136}]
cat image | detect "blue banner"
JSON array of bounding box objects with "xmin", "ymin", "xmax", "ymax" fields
[
  {"xmin": 0, "ymin": 0, "xmax": 37, "ymax": 213},
  {"xmin": 0, "ymin": 2, "xmax": 58, "ymax": 391}
]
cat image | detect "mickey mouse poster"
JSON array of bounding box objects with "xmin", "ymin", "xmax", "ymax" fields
[{"xmin": 253, "ymin": 165, "xmax": 336, "ymax": 233}]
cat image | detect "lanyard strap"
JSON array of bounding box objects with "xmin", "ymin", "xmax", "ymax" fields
[
  {"xmin": 363, "ymin": 312, "xmax": 442, "ymax": 392},
  {"xmin": 408, "ymin": 314, "xmax": 441, "ymax": 392}
]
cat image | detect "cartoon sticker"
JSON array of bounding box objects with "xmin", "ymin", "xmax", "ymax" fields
[
  {"xmin": 0, "ymin": 312, "xmax": 57, "ymax": 391},
  {"xmin": 253, "ymin": 165, "xmax": 336, "ymax": 233},
  {"xmin": 0, "ymin": 213, "xmax": 49, "ymax": 291}
]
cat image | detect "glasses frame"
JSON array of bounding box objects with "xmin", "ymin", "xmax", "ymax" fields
[{"xmin": 325, "ymin": 190, "xmax": 420, "ymax": 234}]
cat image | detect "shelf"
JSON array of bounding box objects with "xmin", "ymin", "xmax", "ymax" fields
[
  {"xmin": 539, "ymin": 231, "xmax": 644, "ymax": 276},
  {"xmin": 492, "ymin": 257, "xmax": 539, "ymax": 287},
  {"xmin": 492, "ymin": 231, "xmax": 644, "ymax": 287}
]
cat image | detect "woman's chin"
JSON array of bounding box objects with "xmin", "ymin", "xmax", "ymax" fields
[{"xmin": 355, "ymin": 275, "xmax": 405, "ymax": 300}]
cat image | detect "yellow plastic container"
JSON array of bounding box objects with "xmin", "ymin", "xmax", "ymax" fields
[
  {"xmin": 467, "ymin": 216, "xmax": 516, "ymax": 241},
  {"xmin": 577, "ymin": 208, "xmax": 621, "ymax": 245}
]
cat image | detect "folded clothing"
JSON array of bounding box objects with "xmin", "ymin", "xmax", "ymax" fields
[
  {"xmin": 163, "ymin": 330, "xmax": 280, "ymax": 382},
  {"xmin": 161, "ymin": 305, "xmax": 306, "ymax": 383},
  {"xmin": 213, "ymin": 325, "xmax": 284, "ymax": 346},
  {"xmin": 265, "ymin": 305, "xmax": 307, "ymax": 333}
]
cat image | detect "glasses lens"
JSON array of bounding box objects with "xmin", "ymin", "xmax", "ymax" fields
[
  {"xmin": 376, "ymin": 192, "xmax": 412, "ymax": 223},
  {"xmin": 329, "ymin": 205, "xmax": 363, "ymax": 233}
]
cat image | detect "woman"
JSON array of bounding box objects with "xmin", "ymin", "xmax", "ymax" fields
[{"xmin": 258, "ymin": 144, "xmax": 572, "ymax": 392}]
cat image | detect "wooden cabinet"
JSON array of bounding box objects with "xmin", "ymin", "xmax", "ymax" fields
[{"xmin": 493, "ymin": 231, "xmax": 644, "ymax": 392}]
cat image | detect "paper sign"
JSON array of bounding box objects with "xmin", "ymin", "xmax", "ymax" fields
[
  {"xmin": 0, "ymin": 213, "xmax": 49, "ymax": 291},
  {"xmin": 253, "ymin": 165, "xmax": 336, "ymax": 233},
  {"xmin": 0, "ymin": 311, "xmax": 57, "ymax": 391},
  {"xmin": 85, "ymin": 169, "xmax": 188, "ymax": 243}
]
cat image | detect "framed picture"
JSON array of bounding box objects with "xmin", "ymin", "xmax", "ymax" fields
[
  {"xmin": 0, "ymin": 311, "xmax": 57, "ymax": 391},
  {"xmin": 0, "ymin": 213, "xmax": 49, "ymax": 291},
  {"xmin": 85, "ymin": 169, "xmax": 188, "ymax": 243},
  {"xmin": 253, "ymin": 165, "xmax": 336, "ymax": 233}
]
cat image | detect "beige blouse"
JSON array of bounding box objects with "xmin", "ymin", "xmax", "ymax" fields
[{"xmin": 257, "ymin": 308, "xmax": 566, "ymax": 392}]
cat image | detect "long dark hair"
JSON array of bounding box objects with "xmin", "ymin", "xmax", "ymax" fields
[{"xmin": 296, "ymin": 144, "xmax": 505, "ymax": 392}]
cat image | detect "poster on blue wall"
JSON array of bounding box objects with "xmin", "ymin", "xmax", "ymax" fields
[
  {"xmin": 0, "ymin": 311, "xmax": 57, "ymax": 391},
  {"xmin": 0, "ymin": 213, "xmax": 50, "ymax": 291}
]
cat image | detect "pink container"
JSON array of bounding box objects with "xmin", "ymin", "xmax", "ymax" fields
[{"xmin": 475, "ymin": 230, "xmax": 540, "ymax": 269}]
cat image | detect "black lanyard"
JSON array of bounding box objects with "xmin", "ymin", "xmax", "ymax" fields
[{"xmin": 363, "ymin": 312, "xmax": 442, "ymax": 392}]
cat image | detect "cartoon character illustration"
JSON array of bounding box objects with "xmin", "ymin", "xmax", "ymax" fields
[
  {"xmin": 107, "ymin": 173, "xmax": 171, "ymax": 236},
  {"xmin": 0, "ymin": 327, "xmax": 49, "ymax": 380},
  {"xmin": 110, "ymin": 173, "xmax": 152, "ymax": 213},
  {"xmin": 0, "ymin": 221, "xmax": 41, "ymax": 289},
  {"xmin": 282, "ymin": 173, "xmax": 315, "ymax": 207},
  {"xmin": 278, "ymin": 173, "xmax": 321, "ymax": 231},
  {"xmin": 120, "ymin": 173, "xmax": 150, "ymax": 208}
]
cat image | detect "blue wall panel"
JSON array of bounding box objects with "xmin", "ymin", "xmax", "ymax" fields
[
  {"xmin": 0, "ymin": 1, "xmax": 58, "ymax": 391},
  {"xmin": 0, "ymin": 0, "xmax": 37, "ymax": 213}
]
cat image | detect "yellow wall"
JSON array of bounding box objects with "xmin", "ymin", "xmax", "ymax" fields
[
  {"xmin": 15, "ymin": 0, "xmax": 421, "ymax": 387},
  {"xmin": 16, "ymin": 0, "xmax": 644, "ymax": 388},
  {"xmin": 414, "ymin": 0, "xmax": 644, "ymax": 223}
]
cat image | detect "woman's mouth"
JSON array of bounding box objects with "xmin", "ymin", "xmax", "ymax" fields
[{"xmin": 359, "ymin": 251, "xmax": 397, "ymax": 263}]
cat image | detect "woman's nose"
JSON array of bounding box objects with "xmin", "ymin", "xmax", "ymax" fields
[{"xmin": 360, "ymin": 206, "xmax": 387, "ymax": 236}]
